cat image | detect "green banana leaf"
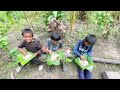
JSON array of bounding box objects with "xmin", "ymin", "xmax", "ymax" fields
[
  {"xmin": 47, "ymin": 54, "xmax": 61, "ymax": 66},
  {"xmin": 46, "ymin": 50, "xmax": 65, "ymax": 66},
  {"xmin": 53, "ymin": 11, "xmax": 57, "ymax": 18},
  {"xmin": 86, "ymin": 63, "xmax": 94, "ymax": 72},
  {"xmin": 75, "ymin": 54, "xmax": 94, "ymax": 72},
  {"xmin": 46, "ymin": 50, "xmax": 73, "ymax": 66},
  {"xmin": 65, "ymin": 58, "xmax": 72, "ymax": 64},
  {"xmin": 83, "ymin": 54, "xmax": 93, "ymax": 64},
  {"xmin": 17, "ymin": 52, "xmax": 36, "ymax": 67},
  {"xmin": 75, "ymin": 58, "xmax": 86, "ymax": 71}
]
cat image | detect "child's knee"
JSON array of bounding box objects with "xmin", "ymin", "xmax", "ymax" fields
[{"xmin": 31, "ymin": 58, "xmax": 43, "ymax": 65}]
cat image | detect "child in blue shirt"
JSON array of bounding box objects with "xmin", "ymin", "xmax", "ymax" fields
[{"xmin": 73, "ymin": 34, "xmax": 97, "ymax": 79}]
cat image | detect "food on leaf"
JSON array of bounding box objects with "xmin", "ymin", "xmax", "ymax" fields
[
  {"xmin": 51, "ymin": 54, "xmax": 59, "ymax": 61},
  {"xmin": 23, "ymin": 54, "xmax": 32, "ymax": 60},
  {"xmin": 79, "ymin": 60, "xmax": 89, "ymax": 66},
  {"xmin": 65, "ymin": 49, "xmax": 71, "ymax": 54}
]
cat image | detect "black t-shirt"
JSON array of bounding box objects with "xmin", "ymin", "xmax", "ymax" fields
[{"xmin": 18, "ymin": 38, "xmax": 42, "ymax": 53}]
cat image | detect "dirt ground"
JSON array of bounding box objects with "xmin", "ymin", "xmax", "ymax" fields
[{"xmin": 0, "ymin": 22, "xmax": 120, "ymax": 79}]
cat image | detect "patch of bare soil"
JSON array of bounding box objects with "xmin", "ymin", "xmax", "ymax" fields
[{"xmin": 93, "ymin": 39, "xmax": 120, "ymax": 60}]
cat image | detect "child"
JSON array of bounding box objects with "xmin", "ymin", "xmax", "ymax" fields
[
  {"xmin": 42, "ymin": 31, "xmax": 67, "ymax": 72},
  {"xmin": 16, "ymin": 29, "xmax": 43, "ymax": 72},
  {"xmin": 73, "ymin": 34, "xmax": 97, "ymax": 79}
]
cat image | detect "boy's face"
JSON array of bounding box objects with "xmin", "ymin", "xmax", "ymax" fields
[
  {"xmin": 23, "ymin": 33, "xmax": 33, "ymax": 42},
  {"xmin": 84, "ymin": 41, "xmax": 91, "ymax": 46},
  {"xmin": 51, "ymin": 40, "xmax": 58, "ymax": 45}
]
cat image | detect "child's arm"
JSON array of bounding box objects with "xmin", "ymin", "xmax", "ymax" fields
[
  {"xmin": 73, "ymin": 40, "xmax": 82, "ymax": 57},
  {"xmin": 41, "ymin": 39, "xmax": 53, "ymax": 55},
  {"xmin": 57, "ymin": 41, "xmax": 63, "ymax": 51},
  {"xmin": 86, "ymin": 46, "xmax": 93, "ymax": 57},
  {"xmin": 73, "ymin": 40, "xmax": 86, "ymax": 61},
  {"xmin": 18, "ymin": 41, "xmax": 27, "ymax": 56},
  {"xmin": 18, "ymin": 48, "xmax": 27, "ymax": 56},
  {"xmin": 42, "ymin": 46, "xmax": 53, "ymax": 55},
  {"xmin": 35, "ymin": 39, "xmax": 43, "ymax": 56}
]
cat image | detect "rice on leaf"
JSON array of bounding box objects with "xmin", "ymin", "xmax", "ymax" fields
[
  {"xmin": 46, "ymin": 50, "xmax": 65, "ymax": 66},
  {"xmin": 75, "ymin": 54, "xmax": 94, "ymax": 72},
  {"xmin": 17, "ymin": 52, "xmax": 36, "ymax": 67}
]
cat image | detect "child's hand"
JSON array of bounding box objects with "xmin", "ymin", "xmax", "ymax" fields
[
  {"xmin": 35, "ymin": 52, "xmax": 39, "ymax": 56},
  {"xmin": 49, "ymin": 50, "xmax": 53, "ymax": 55},
  {"xmin": 80, "ymin": 55, "xmax": 86, "ymax": 61},
  {"xmin": 23, "ymin": 52, "xmax": 27, "ymax": 56},
  {"xmin": 18, "ymin": 48, "xmax": 27, "ymax": 56}
]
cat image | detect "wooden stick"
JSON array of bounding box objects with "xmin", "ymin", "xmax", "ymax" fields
[{"xmin": 92, "ymin": 57, "xmax": 120, "ymax": 64}]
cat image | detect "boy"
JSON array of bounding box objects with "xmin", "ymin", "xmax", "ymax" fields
[
  {"xmin": 42, "ymin": 31, "xmax": 67, "ymax": 72},
  {"xmin": 73, "ymin": 34, "xmax": 97, "ymax": 79},
  {"xmin": 16, "ymin": 29, "xmax": 43, "ymax": 73}
]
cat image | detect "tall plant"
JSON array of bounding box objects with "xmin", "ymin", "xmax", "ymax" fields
[
  {"xmin": 87, "ymin": 11, "xmax": 113, "ymax": 30},
  {"xmin": 43, "ymin": 11, "xmax": 65, "ymax": 26}
]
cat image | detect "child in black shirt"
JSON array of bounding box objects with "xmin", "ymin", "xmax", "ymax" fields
[{"xmin": 16, "ymin": 29, "xmax": 43, "ymax": 72}]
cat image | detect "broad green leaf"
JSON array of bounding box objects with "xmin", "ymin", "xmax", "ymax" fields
[
  {"xmin": 46, "ymin": 50, "xmax": 72, "ymax": 66},
  {"xmin": 53, "ymin": 11, "xmax": 57, "ymax": 18},
  {"xmin": 47, "ymin": 59, "xmax": 53, "ymax": 66},
  {"xmin": 6, "ymin": 12, "xmax": 15, "ymax": 24},
  {"xmin": 52, "ymin": 60, "xmax": 60, "ymax": 65},
  {"xmin": 47, "ymin": 15, "xmax": 53, "ymax": 22},
  {"xmin": 17, "ymin": 52, "xmax": 36, "ymax": 67},
  {"xmin": 74, "ymin": 54, "xmax": 94, "ymax": 72},
  {"xmin": 65, "ymin": 58, "xmax": 72, "ymax": 63}
]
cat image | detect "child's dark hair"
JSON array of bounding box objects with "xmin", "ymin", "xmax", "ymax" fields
[
  {"xmin": 85, "ymin": 34, "xmax": 97, "ymax": 45},
  {"xmin": 22, "ymin": 29, "xmax": 34, "ymax": 36},
  {"xmin": 50, "ymin": 31, "xmax": 61, "ymax": 41}
]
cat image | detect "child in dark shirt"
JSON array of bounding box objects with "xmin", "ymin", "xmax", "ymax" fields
[{"xmin": 16, "ymin": 29, "xmax": 43, "ymax": 72}]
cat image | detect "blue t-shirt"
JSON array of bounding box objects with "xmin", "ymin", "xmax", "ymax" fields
[{"xmin": 73, "ymin": 39, "xmax": 93, "ymax": 57}]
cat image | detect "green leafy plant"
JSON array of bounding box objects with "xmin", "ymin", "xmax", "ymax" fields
[
  {"xmin": 88, "ymin": 11, "xmax": 113, "ymax": 30},
  {"xmin": 0, "ymin": 35, "xmax": 9, "ymax": 50},
  {"xmin": 43, "ymin": 11, "xmax": 65, "ymax": 26},
  {"xmin": 9, "ymin": 48, "xmax": 20, "ymax": 59},
  {"xmin": 6, "ymin": 11, "xmax": 15, "ymax": 25},
  {"xmin": 0, "ymin": 11, "xmax": 15, "ymax": 51},
  {"xmin": 9, "ymin": 48, "xmax": 36, "ymax": 67}
]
